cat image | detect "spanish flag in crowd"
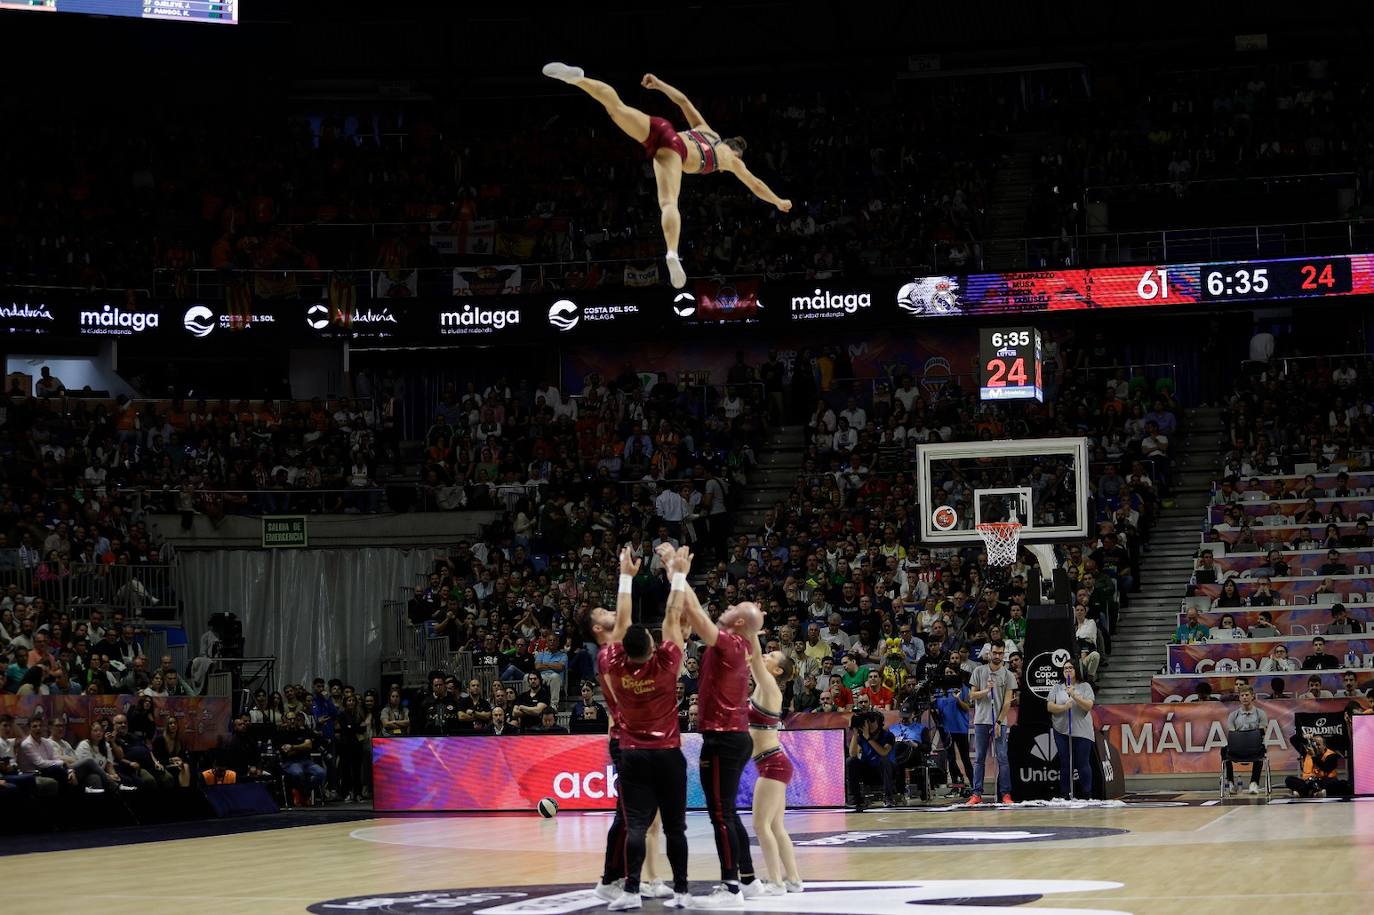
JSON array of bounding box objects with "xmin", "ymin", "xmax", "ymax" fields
[
  {"xmin": 226, "ymin": 278, "xmax": 253, "ymax": 330},
  {"xmin": 329, "ymin": 273, "xmax": 357, "ymax": 327}
]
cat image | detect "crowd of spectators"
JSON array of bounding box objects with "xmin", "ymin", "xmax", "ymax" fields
[
  {"xmin": 380, "ymin": 342, "xmax": 1175, "ymax": 802},
  {"xmin": 3, "ymin": 368, "xmax": 403, "ymax": 529},
  {"xmin": 1158, "ymin": 349, "xmax": 1373, "ymax": 796},
  {"xmin": 1, "ymin": 77, "xmax": 1002, "ymax": 294},
  {"xmin": 1025, "ymin": 57, "xmax": 1374, "ymax": 244}
]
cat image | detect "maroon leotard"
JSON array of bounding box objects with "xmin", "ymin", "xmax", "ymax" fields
[
  {"xmin": 697, "ymin": 630, "xmax": 751, "ymax": 732},
  {"xmin": 747, "ymin": 699, "xmax": 783, "ymax": 730},
  {"xmin": 597, "ymin": 642, "xmax": 623, "ymax": 742},
  {"xmin": 753, "ymin": 746, "xmax": 793, "ymax": 784},
  {"xmin": 643, "ymin": 117, "xmax": 688, "ymax": 163},
  {"xmin": 601, "ymin": 641, "xmax": 683, "ymax": 750}
]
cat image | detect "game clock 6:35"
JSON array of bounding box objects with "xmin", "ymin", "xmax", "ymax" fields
[
  {"xmin": 1200, "ymin": 258, "xmax": 1353, "ymax": 300},
  {"xmin": 979, "ymin": 326, "xmax": 1043, "ymax": 402}
]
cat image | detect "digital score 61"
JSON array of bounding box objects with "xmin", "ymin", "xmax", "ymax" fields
[{"xmin": 979, "ymin": 326, "xmax": 1043, "ymax": 402}]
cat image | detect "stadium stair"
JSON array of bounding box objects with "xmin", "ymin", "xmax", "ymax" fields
[
  {"xmin": 1095, "ymin": 406, "xmax": 1223, "ymax": 703},
  {"xmin": 981, "ymin": 132, "xmax": 1045, "ymax": 270},
  {"xmin": 731, "ymin": 423, "xmax": 805, "ymax": 535}
]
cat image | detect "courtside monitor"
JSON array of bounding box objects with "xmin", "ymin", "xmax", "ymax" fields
[{"xmin": 916, "ymin": 437, "xmax": 1090, "ymax": 545}]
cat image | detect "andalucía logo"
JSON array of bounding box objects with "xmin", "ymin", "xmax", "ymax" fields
[
  {"xmin": 308, "ymin": 880, "xmax": 1132, "ymax": 914},
  {"xmin": 307, "ymin": 303, "xmax": 398, "ymax": 330},
  {"xmin": 0, "ymin": 302, "xmax": 56, "ymax": 322}
]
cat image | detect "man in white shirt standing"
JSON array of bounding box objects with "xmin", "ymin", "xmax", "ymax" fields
[{"xmin": 654, "ymin": 483, "xmax": 688, "ymax": 540}]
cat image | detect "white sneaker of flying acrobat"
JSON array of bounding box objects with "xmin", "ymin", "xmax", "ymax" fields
[{"xmin": 542, "ymin": 62, "xmax": 585, "ymax": 83}]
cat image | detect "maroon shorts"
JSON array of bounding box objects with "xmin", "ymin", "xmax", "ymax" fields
[
  {"xmin": 753, "ymin": 747, "xmax": 793, "ymax": 785},
  {"xmin": 643, "ymin": 116, "xmax": 688, "ymax": 162}
]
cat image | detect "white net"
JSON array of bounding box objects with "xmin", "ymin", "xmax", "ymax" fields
[{"xmin": 976, "ymin": 522, "xmax": 1022, "ymax": 566}]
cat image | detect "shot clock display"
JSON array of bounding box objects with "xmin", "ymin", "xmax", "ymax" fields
[{"xmin": 979, "ymin": 326, "xmax": 1043, "ymax": 403}]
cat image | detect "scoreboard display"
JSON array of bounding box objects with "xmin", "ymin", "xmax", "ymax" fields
[
  {"xmin": 0, "ymin": 0, "xmax": 237, "ymax": 23},
  {"xmin": 979, "ymin": 326, "xmax": 1043, "ymax": 402}
]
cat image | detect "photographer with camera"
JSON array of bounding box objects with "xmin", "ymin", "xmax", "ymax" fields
[
  {"xmin": 933, "ymin": 669, "xmax": 973, "ymax": 797},
  {"xmin": 846, "ymin": 706, "xmax": 897, "ymax": 811},
  {"xmin": 1285, "ymin": 734, "xmax": 1348, "ymax": 798}
]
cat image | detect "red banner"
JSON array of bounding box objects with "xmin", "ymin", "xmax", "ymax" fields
[
  {"xmin": 790, "ymin": 700, "xmax": 1355, "ymax": 776},
  {"xmin": 0, "ymin": 695, "xmax": 230, "ymax": 751},
  {"xmin": 1095, "ymin": 699, "xmax": 1350, "ymax": 775}
]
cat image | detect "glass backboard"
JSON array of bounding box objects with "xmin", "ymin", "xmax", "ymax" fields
[{"xmin": 916, "ymin": 437, "xmax": 1091, "ymax": 544}]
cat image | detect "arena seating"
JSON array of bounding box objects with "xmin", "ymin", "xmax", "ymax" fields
[{"xmin": 1160, "ymin": 357, "xmax": 1374, "ymax": 706}]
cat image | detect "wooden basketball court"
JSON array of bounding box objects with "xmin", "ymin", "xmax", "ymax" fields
[{"xmin": 4, "ymin": 799, "xmax": 1369, "ymax": 914}]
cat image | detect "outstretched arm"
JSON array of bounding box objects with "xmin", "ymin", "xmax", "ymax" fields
[
  {"xmin": 678, "ymin": 559, "xmax": 720, "ymax": 647},
  {"xmin": 746, "ymin": 644, "xmax": 781, "ymax": 709},
  {"xmin": 642, "ymin": 73, "xmax": 707, "ymax": 129},
  {"xmin": 610, "ymin": 545, "xmax": 641, "ymax": 645},
  {"xmin": 724, "ymin": 158, "xmax": 791, "ymax": 212},
  {"xmin": 661, "ymin": 547, "xmax": 692, "ymax": 648}
]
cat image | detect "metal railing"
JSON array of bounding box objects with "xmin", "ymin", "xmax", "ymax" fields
[
  {"xmin": 929, "ymin": 218, "xmax": 1374, "ymax": 272},
  {"xmin": 59, "ymin": 562, "xmax": 177, "ymax": 619},
  {"xmin": 142, "ymin": 486, "xmax": 389, "ymax": 516},
  {"xmin": 150, "ymin": 262, "xmax": 801, "ymax": 301}
]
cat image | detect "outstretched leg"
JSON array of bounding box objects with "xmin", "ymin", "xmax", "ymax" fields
[
  {"xmin": 544, "ymin": 63, "xmax": 651, "ymax": 143},
  {"xmin": 653, "ymin": 152, "xmax": 686, "ymax": 286}
]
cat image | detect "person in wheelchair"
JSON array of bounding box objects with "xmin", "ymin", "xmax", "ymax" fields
[{"xmin": 889, "ymin": 701, "xmax": 934, "ymax": 800}]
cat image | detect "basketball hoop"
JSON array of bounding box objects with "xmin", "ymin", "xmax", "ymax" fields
[{"xmin": 975, "ymin": 521, "xmax": 1022, "ymax": 567}]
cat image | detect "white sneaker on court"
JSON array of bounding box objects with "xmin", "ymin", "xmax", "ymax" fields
[
  {"xmin": 784, "ymin": 880, "xmax": 805, "ymax": 894},
  {"xmin": 663, "ymin": 893, "xmax": 693, "ymax": 909},
  {"xmin": 542, "ymin": 62, "xmax": 584, "ymax": 84},
  {"xmin": 641, "ymin": 881, "xmax": 674, "ymax": 899},
  {"xmin": 594, "ymin": 880, "xmax": 624, "ymax": 902},
  {"xmin": 739, "ymin": 881, "xmax": 763, "ymax": 899},
  {"xmin": 607, "ymin": 889, "xmax": 642, "ymax": 911},
  {"xmin": 759, "ymin": 883, "xmax": 786, "ymax": 896},
  {"xmin": 689, "ymin": 885, "xmax": 743, "ymax": 909},
  {"xmin": 1248, "ymin": 782, "xmax": 1261, "ymax": 795},
  {"xmin": 665, "ymin": 252, "xmax": 687, "ymax": 289}
]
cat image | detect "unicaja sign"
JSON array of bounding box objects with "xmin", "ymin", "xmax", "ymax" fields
[
  {"xmin": 790, "ymin": 288, "xmax": 872, "ymax": 314},
  {"xmin": 80, "ymin": 303, "xmax": 159, "ymax": 334},
  {"xmin": 551, "ymin": 765, "xmax": 618, "ymax": 800}
]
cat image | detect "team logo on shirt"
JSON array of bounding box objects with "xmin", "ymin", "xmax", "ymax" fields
[
  {"xmin": 619, "ymin": 674, "xmax": 660, "ymax": 695},
  {"xmin": 309, "ymin": 879, "xmax": 1131, "ymax": 914}
]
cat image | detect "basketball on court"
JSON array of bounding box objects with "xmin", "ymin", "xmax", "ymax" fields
[{"xmin": 537, "ymin": 797, "xmax": 559, "ymax": 818}]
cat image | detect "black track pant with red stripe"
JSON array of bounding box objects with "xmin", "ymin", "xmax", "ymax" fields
[
  {"xmin": 619, "ymin": 746, "xmax": 689, "ymax": 894},
  {"xmin": 601, "ymin": 739, "xmax": 627, "ymax": 884},
  {"xmin": 700, "ymin": 730, "xmax": 756, "ymax": 883}
]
